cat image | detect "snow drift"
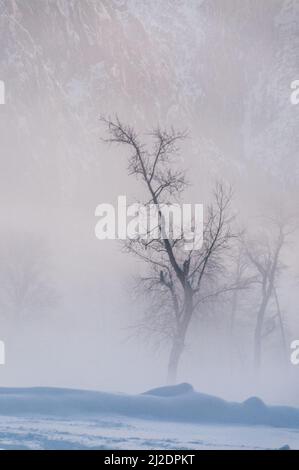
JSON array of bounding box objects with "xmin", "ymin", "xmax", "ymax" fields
[{"xmin": 0, "ymin": 384, "xmax": 298, "ymax": 429}]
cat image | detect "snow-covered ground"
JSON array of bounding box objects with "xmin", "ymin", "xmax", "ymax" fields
[
  {"xmin": 0, "ymin": 415, "xmax": 298, "ymax": 450},
  {"xmin": 0, "ymin": 384, "xmax": 298, "ymax": 450}
]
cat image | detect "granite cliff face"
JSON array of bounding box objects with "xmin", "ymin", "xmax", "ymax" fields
[{"xmin": 0, "ymin": 0, "xmax": 298, "ymax": 207}]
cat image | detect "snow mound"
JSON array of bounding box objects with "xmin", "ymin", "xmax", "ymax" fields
[
  {"xmin": 243, "ymin": 396, "xmax": 266, "ymax": 409},
  {"xmin": 143, "ymin": 383, "xmax": 194, "ymax": 397},
  {"xmin": 0, "ymin": 385, "xmax": 298, "ymax": 429}
]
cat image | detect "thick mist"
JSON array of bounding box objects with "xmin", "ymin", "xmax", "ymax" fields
[{"xmin": 0, "ymin": 0, "xmax": 298, "ymax": 406}]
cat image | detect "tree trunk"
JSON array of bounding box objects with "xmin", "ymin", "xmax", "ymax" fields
[
  {"xmin": 274, "ymin": 288, "xmax": 288, "ymax": 364},
  {"xmin": 230, "ymin": 253, "xmax": 242, "ymax": 336},
  {"xmin": 167, "ymin": 337, "xmax": 184, "ymax": 384},
  {"xmin": 254, "ymin": 300, "xmax": 267, "ymax": 370},
  {"xmin": 254, "ymin": 323, "xmax": 262, "ymax": 370},
  {"xmin": 167, "ymin": 287, "xmax": 193, "ymax": 384}
]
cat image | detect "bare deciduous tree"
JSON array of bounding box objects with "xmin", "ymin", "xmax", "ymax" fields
[
  {"xmin": 0, "ymin": 232, "xmax": 58, "ymax": 320},
  {"xmin": 101, "ymin": 116, "xmax": 240, "ymax": 383},
  {"xmin": 244, "ymin": 217, "xmax": 295, "ymax": 370}
]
